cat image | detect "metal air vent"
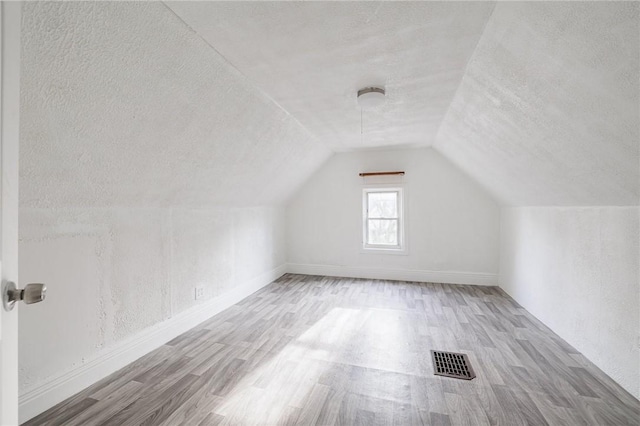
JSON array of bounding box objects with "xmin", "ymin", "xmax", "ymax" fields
[{"xmin": 431, "ymin": 350, "xmax": 476, "ymax": 380}]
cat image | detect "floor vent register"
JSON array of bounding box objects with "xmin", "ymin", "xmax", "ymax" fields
[{"xmin": 431, "ymin": 350, "xmax": 476, "ymax": 380}]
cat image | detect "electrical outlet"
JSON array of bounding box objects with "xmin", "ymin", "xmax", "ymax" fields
[{"xmin": 194, "ymin": 286, "xmax": 205, "ymax": 300}]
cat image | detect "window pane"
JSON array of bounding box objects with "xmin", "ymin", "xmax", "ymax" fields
[
  {"xmin": 368, "ymin": 192, "xmax": 398, "ymax": 218},
  {"xmin": 367, "ymin": 219, "xmax": 398, "ymax": 245}
]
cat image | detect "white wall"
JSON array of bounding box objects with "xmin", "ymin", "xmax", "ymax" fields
[
  {"xmin": 18, "ymin": 206, "xmax": 286, "ymax": 419},
  {"xmin": 286, "ymin": 148, "xmax": 501, "ymax": 284},
  {"xmin": 500, "ymin": 207, "xmax": 639, "ymax": 398},
  {"xmin": 19, "ymin": 2, "xmax": 328, "ymax": 421}
]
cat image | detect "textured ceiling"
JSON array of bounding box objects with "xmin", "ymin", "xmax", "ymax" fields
[
  {"xmin": 166, "ymin": 1, "xmax": 639, "ymax": 205},
  {"xmin": 20, "ymin": 2, "xmax": 331, "ymax": 208},
  {"xmin": 21, "ymin": 2, "xmax": 639, "ymax": 208},
  {"xmin": 436, "ymin": 2, "xmax": 639, "ymax": 206},
  {"xmin": 166, "ymin": 1, "xmax": 495, "ymax": 151}
]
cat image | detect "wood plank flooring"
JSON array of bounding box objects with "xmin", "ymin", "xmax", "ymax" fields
[{"xmin": 25, "ymin": 274, "xmax": 640, "ymax": 425}]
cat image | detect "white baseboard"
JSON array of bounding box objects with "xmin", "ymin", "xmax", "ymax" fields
[
  {"xmin": 19, "ymin": 262, "xmax": 492, "ymax": 422},
  {"xmin": 286, "ymin": 263, "xmax": 497, "ymax": 286},
  {"xmin": 19, "ymin": 264, "xmax": 287, "ymax": 424}
]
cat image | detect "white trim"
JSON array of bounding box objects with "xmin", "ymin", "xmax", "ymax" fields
[
  {"xmin": 359, "ymin": 247, "xmax": 409, "ymax": 256},
  {"xmin": 1, "ymin": 3, "xmax": 22, "ymax": 424},
  {"xmin": 286, "ymin": 263, "xmax": 497, "ymax": 286},
  {"xmin": 19, "ymin": 264, "xmax": 287, "ymax": 424},
  {"xmin": 362, "ymin": 187, "xmax": 407, "ymax": 254}
]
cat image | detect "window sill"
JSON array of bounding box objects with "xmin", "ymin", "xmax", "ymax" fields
[{"xmin": 360, "ymin": 247, "xmax": 408, "ymax": 256}]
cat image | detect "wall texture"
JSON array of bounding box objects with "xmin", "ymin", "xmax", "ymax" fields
[
  {"xmin": 286, "ymin": 148, "xmax": 501, "ymax": 283},
  {"xmin": 18, "ymin": 0, "xmax": 639, "ymax": 419},
  {"xmin": 436, "ymin": 2, "xmax": 639, "ymax": 206},
  {"xmin": 18, "ymin": 2, "xmax": 328, "ymax": 419},
  {"xmin": 500, "ymin": 207, "xmax": 639, "ymax": 398},
  {"xmin": 19, "ymin": 206, "xmax": 286, "ymax": 395}
]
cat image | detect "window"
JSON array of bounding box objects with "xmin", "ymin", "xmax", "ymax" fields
[{"xmin": 362, "ymin": 188, "xmax": 405, "ymax": 252}]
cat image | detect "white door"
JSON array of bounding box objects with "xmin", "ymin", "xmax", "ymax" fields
[{"xmin": 0, "ymin": 2, "xmax": 22, "ymax": 425}]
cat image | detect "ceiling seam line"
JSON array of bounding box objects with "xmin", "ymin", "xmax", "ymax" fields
[
  {"xmin": 429, "ymin": 1, "xmax": 506, "ymax": 206},
  {"xmin": 160, "ymin": 1, "xmax": 328, "ymax": 152},
  {"xmin": 432, "ymin": 1, "xmax": 498, "ymax": 151}
]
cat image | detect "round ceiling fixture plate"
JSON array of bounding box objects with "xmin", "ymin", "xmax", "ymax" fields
[{"xmin": 357, "ymin": 87, "xmax": 385, "ymax": 109}]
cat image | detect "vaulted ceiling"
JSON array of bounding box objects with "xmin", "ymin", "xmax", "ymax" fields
[
  {"xmin": 20, "ymin": 1, "xmax": 639, "ymax": 208},
  {"xmin": 20, "ymin": 2, "xmax": 331, "ymax": 208},
  {"xmin": 166, "ymin": 1, "xmax": 495, "ymax": 151},
  {"xmin": 436, "ymin": 2, "xmax": 639, "ymax": 206}
]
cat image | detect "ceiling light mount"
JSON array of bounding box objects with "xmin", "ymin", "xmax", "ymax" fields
[{"xmin": 357, "ymin": 87, "xmax": 386, "ymax": 109}]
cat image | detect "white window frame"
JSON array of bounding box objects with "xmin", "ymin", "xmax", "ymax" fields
[{"xmin": 361, "ymin": 187, "xmax": 407, "ymax": 254}]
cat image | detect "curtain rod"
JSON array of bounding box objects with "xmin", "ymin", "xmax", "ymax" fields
[{"xmin": 358, "ymin": 171, "xmax": 405, "ymax": 177}]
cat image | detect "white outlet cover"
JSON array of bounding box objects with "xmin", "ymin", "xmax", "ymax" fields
[{"xmin": 195, "ymin": 286, "xmax": 205, "ymax": 300}]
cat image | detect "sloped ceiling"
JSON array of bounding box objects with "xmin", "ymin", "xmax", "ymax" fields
[
  {"xmin": 20, "ymin": 2, "xmax": 331, "ymax": 208},
  {"xmin": 166, "ymin": 1, "xmax": 638, "ymax": 207},
  {"xmin": 165, "ymin": 1, "xmax": 496, "ymax": 151},
  {"xmin": 21, "ymin": 2, "xmax": 639, "ymax": 208},
  {"xmin": 436, "ymin": 2, "xmax": 639, "ymax": 206}
]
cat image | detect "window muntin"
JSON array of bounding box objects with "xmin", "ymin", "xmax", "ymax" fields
[{"xmin": 363, "ymin": 188, "xmax": 404, "ymax": 250}]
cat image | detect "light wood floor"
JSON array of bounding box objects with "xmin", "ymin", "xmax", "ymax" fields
[{"xmin": 25, "ymin": 274, "xmax": 639, "ymax": 425}]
